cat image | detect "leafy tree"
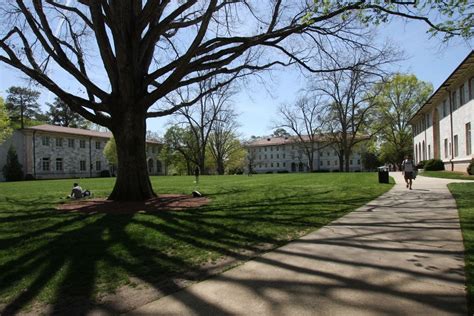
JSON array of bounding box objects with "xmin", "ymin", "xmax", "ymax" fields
[
  {"xmin": 373, "ymin": 74, "xmax": 433, "ymax": 168},
  {"xmin": 103, "ymin": 138, "xmax": 118, "ymax": 166},
  {"xmin": 272, "ymin": 128, "xmax": 290, "ymax": 138},
  {"xmin": 0, "ymin": 97, "xmax": 12, "ymax": 144},
  {"xmin": 162, "ymin": 125, "xmax": 197, "ymax": 175},
  {"xmin": 2, "ymin": 146, "xmax": 23, "ymax": 181},
  {"xmin": 5, "ymin": 86, "xmax": 42, "ymax": 129},
  {"xmin": 47, "ymin": 97, "xmax": 89, "ymax": 128},
  {"xmin": 0, "ymin": 2, "xmax": 469, "ymax": 200}
]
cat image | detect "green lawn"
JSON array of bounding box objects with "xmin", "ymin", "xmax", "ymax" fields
[
  {"xmin": 421, "ymin": 170, "xmax": 474, "ymax": 181},
  {"xmin": 0, "ymin": 173, "xmax": 392, "ymax": 313},
  {"xmin": 449, "ymin": 182, "xmax": 474, "ymax": 315}
]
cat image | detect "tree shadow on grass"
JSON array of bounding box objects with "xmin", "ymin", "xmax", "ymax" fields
[{"xmin": 0, "ymin": 189, "xmax": 404, "ymax": 315}]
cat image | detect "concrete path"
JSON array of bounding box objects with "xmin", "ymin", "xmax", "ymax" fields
[{"xmin": 127, "ymin": 173, "xmax": 469, "ymax": 316}]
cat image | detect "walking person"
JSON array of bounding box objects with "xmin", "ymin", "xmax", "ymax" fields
[{"xmin": 401, "ymin": 155, "xmax": 415, "ymax": 190}]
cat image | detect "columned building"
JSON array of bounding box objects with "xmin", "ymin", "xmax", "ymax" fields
[
  {"xmin": 0, "ymin": 124, "xmax": 165, "ymax": 181},
  {"xmin": 245, "ymin": 136, "xmax": 365, "ymax": 173},
  {"xmin": 410, "ymin": 51, "xmax": 474, "ymax": 172}
]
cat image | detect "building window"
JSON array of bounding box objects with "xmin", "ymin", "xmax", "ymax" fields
[
  {"xmin": 68, "ymin": 139, "xmax": 75, "ymax": 148},
  {"xmin": 270, "ymin": 154, "xmax": 273, "ymax": 159},
  {"xmin": 80, "ymin": 139, "xmax": 86, "ymax": 148},
  {"xmin": 96, "ymin": 161, "xmax": 101, "ymax": 171},
  {"xmin": 259, "ymin": 155, "xmax": 261, "ymax": 160},
  {"xmin": 452, "ymin": 90, "xmax": 457, "ymax": 110},
  {"xmin": 454, "ymin": 135, "xmax": 459, "ymax": 157},
  {"xmin": 350, "ymin": 160, "xmax": 353, "ymax": 165},
  {"xmin": 42, "ymin": 136, "xmax": 50, "ymax": 146},
  {"xmin": 283, "ymin": 162, "xmax": 286, "ymax": 167},
  {"xmin": 276, "ymin": 162, "xmax": 280, "ymax": 167},
  {"xmin": 357, "ymin": 159, "xmax": 361, "ymax": 165},
  {"xmin": 95, "ymin": 141, "xmax": 101, "ymax": 149},
  {"xmin": 428, "ymin": 145, "xmax": 431, "ymax": 160},
  {"xmin": 444, "ymin": 138, "xmax": 448, "ymax": 158},
  {"xmin": 467, "ymin": 123, "xmax": 472, "ymax": 156},
  {"xmin": 327, "ymin": 161, "xmax": 330, "ymax": 166},
  {"xmin": 56, "ymin": 158, "xmax": 63, "ymax": 171},
  {"xmin": 152, "ymin": 146, "xmax": 155, "ymax": 154},
  {"xmin": 470, "ymin": 77, "xmax": 474, "ymax": 100},
  {"xmin": 264, "ymin": 154, "xmax": 267, "ymax": 159},
  {"xmin": 42, "ymin": 158, "xmax": 50, "ymax": 171},
  {"xmin": 283, "ymin": 154, "xmax": 286, "ymax": 159},
  {"xmin": 56, "ymin": 137, "xmax": 63, "ymax": 147},
  {"xmin": 320, "ymin": 160, "xmax": 323, "ymax": 166},
  {"xmin": 80, "ymin": 160, "xmax": 86, "ymax": 171},
  {"xmin": 460, "ymin": 84, "xmax": 465, "ymax": 106},
  {"xmin": 442, "ymin": 100, "xmax": 448, "ymax": 117},
  {"xmin": 276, "ymin": 154, "xmax": 279, "ymax": 159},
  {"xmin": 327, "ymin": 152, "xmax": 330, "ymax": 156}
]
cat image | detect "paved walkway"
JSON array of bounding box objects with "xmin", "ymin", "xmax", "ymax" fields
[{"xmin": 128, "ymin": 173, "xmax": 469, "ymax": 316}]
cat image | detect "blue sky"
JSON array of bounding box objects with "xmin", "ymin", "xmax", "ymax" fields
[{"xmin": 0, "ymin": 16, "xmax": 472, "ymax": 138}]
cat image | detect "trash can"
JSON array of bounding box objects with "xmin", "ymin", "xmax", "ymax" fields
[{"xmin": 377, "ymin": 167, "xmax": 389, "ymax": 184}]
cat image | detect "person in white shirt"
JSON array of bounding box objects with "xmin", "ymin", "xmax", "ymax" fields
[{"xmin": 401, "ymin": 155, "xmax": 415, "ymax": 190}]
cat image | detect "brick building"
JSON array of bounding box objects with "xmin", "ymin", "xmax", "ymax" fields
[{"xmin": 0, "ymin": 124, "xmax": 164, "ymax": 181}]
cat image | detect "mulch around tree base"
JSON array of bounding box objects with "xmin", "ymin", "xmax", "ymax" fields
[{"xmin": 57, "ymin": 194, "xmax": 210, "ymax": 214}]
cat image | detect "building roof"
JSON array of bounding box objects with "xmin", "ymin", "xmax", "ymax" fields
[
  {"xmin": 409, "ymin": 50, "xmax": 474, "ymax": 124},
  {"xmin": 246, "ymin": 135, "xmax": 331, "ymax": 147},
  {"xmin": 23, "ymin": 124, "xmax": 161, "ymax": 144}
]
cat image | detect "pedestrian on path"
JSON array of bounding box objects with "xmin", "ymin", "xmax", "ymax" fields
[{"xmin": 401, "ymin": 155, "xmax": 416, "ymax": 190}]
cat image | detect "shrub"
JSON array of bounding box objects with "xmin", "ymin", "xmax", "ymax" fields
[
  {"xmin": 277, "ymin": 170, "xmax": 289, "ymax": 173},
  {"xmin": 468, "ymin": 159, "xmax": 474, "ymax": 175},
  {"xmin": 312, "ymin": 169, "xmax": 330, "ymax": 173},
  {"xmin": 2, "ymin": 146, "xmax": 23, "ymax": 181},
  {"xmin": 416, "ymin": 160, "xmax": 427, "ymax": 169},
  {"xmin": 100, "ymin": 170, "xmax": 111, "ymax": 177},
  {"xmin": 265, "ymin": 171, "xmax": 273, "ymax": 174},
  {"xmin": 424, "ymin": 159, "xmax": 445, "ymax": 171},
  {"xmin": 24, "ymin": 174, "xmax": 36, "ymax": 181}
]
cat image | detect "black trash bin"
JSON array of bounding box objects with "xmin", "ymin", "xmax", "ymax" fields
[{"xmin": 378, "ymin": 167, "xmax": 389, "ymax": 184}]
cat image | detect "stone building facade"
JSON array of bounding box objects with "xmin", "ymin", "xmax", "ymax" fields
[
  {"xmin": 410, "ymin": 51, "xmax": 474, "ymax": 172},
  {"xmin": 245, "ymin": 136, "xmax": 365, "ymax": 173},
  {"xmin": 0, "ymin": 124, "xmax": 165, "ymax": 181}
]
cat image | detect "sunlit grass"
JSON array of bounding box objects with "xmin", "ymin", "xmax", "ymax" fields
[{"xmin": 449, "ymin": 183, "xmax": 474, "ymax": 315}]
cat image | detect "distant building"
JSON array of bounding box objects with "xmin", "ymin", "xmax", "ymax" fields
[
  {"xmin": 0, "ymin": 124, "xmax": 165, "ymax": 181},
  {"xmin": 245, "ymin": 135, "xmax": 365, "ymax": 173},
  {"xmin": 410, "ymin": 51, "xmax": 473, "ymax": 172}
]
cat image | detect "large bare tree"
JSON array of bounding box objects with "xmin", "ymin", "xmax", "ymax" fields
[
  {"xmin": 208, "ymin": 106, "xmax": 240, "ymax": 175},
  {"xmin": 275, "ymin": 96, "xmax": 328, "ymax": 172},
  {"xmin": 0, "ymin": 1, "xmax": 468, "ymax": 200},
  {"xmin": 311, "ymin": 43, "xmax": 402, "ymax": 171},
  {"xmin": 172, "ymin": 79, "xmax": 236, "ymax": 174}
]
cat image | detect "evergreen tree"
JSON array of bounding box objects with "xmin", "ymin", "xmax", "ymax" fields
[
  {"xmin": 5, "ymin": 86, "xmax": 42, "ymax": 129},
  {"xmin": 2, "ymin": 146, "xmax": 24, "ymax": 181},
  {"xmin": 46, "ymin": 97, "xmax": 88, "ymax": 128}
]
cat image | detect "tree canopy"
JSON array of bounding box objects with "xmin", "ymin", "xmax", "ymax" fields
[
  {"xmin": 0, "ymin": 97, "xmax": 12, "ymax": 144},
  {"xmin": 47, "ymin": 97, "xmax": 89, "ymax": 128},
  {"xmin": 373, "ymin": 73, "xmax": 433, "ymax": 166}
]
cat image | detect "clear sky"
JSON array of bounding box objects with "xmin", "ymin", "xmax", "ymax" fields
[{"xmin": 0, "ymin": 16, "xmax": 472, "ymax": 138}]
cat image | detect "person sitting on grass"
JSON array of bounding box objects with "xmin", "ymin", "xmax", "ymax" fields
[{"xmin": 69, "ymin": 183, "xmax": 90, "ymax": 199}]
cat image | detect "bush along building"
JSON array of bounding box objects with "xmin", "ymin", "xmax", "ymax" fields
[
  {"xmin": 0, "ymin": 124, "xmax": 165, "ymax": 181},
  {"xmin": 410, "ymin": 50, "xmax": 474, "ymax": 172},
  {"xmin": 245, "ymin": 135, "xmax": 366, "ymax": 173}
]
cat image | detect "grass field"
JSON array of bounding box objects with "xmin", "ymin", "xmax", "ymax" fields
[
  {"xmin": 0, "ymin": 173, "xmax": 392, "ymax": 314},
  {"xmin": 421, "ymin": 170, "xmax": 474, "ymax": 181},
  {"xmin": 448, "ymin": 182, "xmax": 474, "ymax": 315}
]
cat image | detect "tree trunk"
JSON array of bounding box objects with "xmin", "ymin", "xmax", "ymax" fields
[
  {"xmin": 108, "ymin": 109, "xmax": 155, "ymax": 201},
  {"xmin": 216, "ymin": 158, "xmax": 225, "ymax": 175}
]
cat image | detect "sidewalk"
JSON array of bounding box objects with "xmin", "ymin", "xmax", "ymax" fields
[{"xmin": 127, "ymin": 173, "xmax": 469, "ymax": 315}]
